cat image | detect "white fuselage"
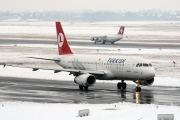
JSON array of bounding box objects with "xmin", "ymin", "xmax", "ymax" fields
[
  {"xmin": 91, "ymin": 34, "xmax": 123, "ymax": 43},
  {"xmin": 54, "ymin": 54, "xmax": 155, "ymax": 81}
]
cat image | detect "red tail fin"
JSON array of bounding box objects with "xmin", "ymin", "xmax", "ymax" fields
[
  {"xmin": 56, "ymin": 22, "xmax": 73, "ymax": 55},
  {"xmin": 117, "ymin": 26, "xmax": 125, "ymax": 35}
]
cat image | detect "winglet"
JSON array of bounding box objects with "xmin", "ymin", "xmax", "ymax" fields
[
  {"xmin": 118, "ymin": 26, "xmax": 125, "ymax": 35},
  {"xmin": 173, "ymin": 61, "xmax": 176, "ymax": 67},
  {"xmin": 3, "ymin": 63, "xmax": 6, "ymax": 68},
  {"xmin": 56, "ymin": 22, "xmax": 73, "ymax": 55}
]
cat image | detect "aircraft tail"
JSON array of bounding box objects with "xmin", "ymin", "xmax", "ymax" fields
[
  {"xmin": 56, "ymin": 22, "xmax": 73, "ymax": 55},
  {"xmin": 117, "ymin": 26, "xmax": 125, "ymax": 35}
]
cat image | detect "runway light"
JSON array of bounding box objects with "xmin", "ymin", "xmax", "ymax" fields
[
  {"xmin": 157, "ymin": 114, "xmax": 174, "ymax": 120},
  {"xmin": 3, "ymin": 63, "xmax": 6, "ymax": 68},
  {"xmin": 78, "ymin": 109, "xmax": 90, "ymax": 117}
]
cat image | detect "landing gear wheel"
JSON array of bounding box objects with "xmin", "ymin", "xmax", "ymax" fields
[
  {"xmin": 117, "ymin": 82, "xmax": 122, "ymax": 89},
  {"xmin": 84, "ymin": 86, "xmax": 88, "ymax": 91},
  {"xmin": 122, "ymin": 83, "xmax": 127, "ymax": 89},
  {"xmin": 117, "ymin": 82, "xmax": 127, "ymax": 89},
  {"xmin": 79, "ymin": 85, "xmax": 83, "ymax": 90},
  {"xmin": 135, "ymin": 87, "xmax": 141, "ymax": 92},
  {"xmin": 111, "ymin": 42, "xmax": 114, "ymax": 44}
]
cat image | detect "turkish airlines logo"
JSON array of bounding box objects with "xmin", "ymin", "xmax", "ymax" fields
[
  {"xmin": 119, "ymin": 27, "xmax": 123, "ymax": 34},
  {"xmin": 57, "ymin": 33, "xmax": 64, "ymax": 47}
]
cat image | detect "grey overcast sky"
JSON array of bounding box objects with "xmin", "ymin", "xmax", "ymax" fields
[{"xmin": 0, "ymin": 0, "xmax": 179, "ymax": 12}]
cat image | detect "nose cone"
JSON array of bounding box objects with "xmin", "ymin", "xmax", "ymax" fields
[
  {"xmin": 142, "ymin": 68, "xmax": 155, "ymax": 79},
  {"xmin": 149, "ymin": 68, "xmax": 155, "ymax": 78}
]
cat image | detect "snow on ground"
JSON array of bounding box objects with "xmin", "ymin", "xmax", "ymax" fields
[
  {"xmin": 1, "ymin": 21, "xmax": 180, "ymax": 41},
  {"xmin": 2, "ymin": 43, "xmax": 180, "ymax": 55},
  {"xmin": 0, "ymin": 102, "xmax": 180, "ymax": 120},
  {"xmin": 1, "ymin": 21, "xmax": 180, "ymax": 119},
  {"xmin": 0, "ymin": 63, "xmax": 180, "ymax": 120},
  {"xmin": 1, "ymin": 65, "xmax": 179, "ymax": 120}
]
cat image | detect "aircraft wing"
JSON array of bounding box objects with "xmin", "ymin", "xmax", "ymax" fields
[{"xmin": 4, "ymin": 64, "xmax": 105, "ymax": 76}]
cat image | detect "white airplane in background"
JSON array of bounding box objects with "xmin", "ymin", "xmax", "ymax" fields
[
  {"xmin": 90, "ymin": 26, "xmax": 125, "ymax": 44},
  {"xmin": 5, "ymin": 22, "xmax": 176, "ymax": 92}
]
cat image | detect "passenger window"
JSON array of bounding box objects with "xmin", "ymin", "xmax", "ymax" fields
[{"xmin": 136, "ymin": 63, "xmax": 139, "ymax": 67}]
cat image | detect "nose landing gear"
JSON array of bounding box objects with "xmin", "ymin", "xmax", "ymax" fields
[{"xmin": 135, "ymin": 80, "xmax": 141, "ymax": 92}]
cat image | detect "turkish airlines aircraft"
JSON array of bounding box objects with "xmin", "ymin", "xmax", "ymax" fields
[
  {"xmin": 90, "ymin": 26, "xmax": 125, "ymax": 44},
  {"xmin": 15, "ymin": 22, "xmax": 157, "ymax": 92}
]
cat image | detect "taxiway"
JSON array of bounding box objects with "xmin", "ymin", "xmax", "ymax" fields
[
  {"xmin": 0, "ymin": 77, "xmax": 179, "ymax": 105},
  {"xmin": 0, "ymin": 39, "xmax": 180, "ymax": 49}
]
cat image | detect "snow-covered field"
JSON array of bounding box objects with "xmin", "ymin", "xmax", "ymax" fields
[
  {"xmin": 0, "ymin": 102, "xmax": 179, "ymax": 120},
  {"xmin": 0, "ymin": 21, "xmax": 180, "ymax": 42},
  {"xmin": 0, "ymin": 44, "xmax": 180, "ymax": 119},
  {"xmin": 0, "ymin": 21, "xmax": 180, "ymax": 120}
]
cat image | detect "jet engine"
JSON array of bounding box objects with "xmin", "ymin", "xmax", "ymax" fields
[
  {"xmin": 93, "ymin": 37, "xmax": 98, "ymax": 40},
  {"xmin": 74, "ymin": 74, "xmax": 96, "ymax": 86},
  {"xmin": 134, "ymin": 78, "xmax": 154, "ymax": 86}
]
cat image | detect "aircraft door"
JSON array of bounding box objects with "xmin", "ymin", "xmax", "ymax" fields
[
  {"xmin": 96, "ymin": 58, "xmax": 103, "ymax": 70},
  {"xmin": 126, "ymin": 59, "xmax": 132, "ymax": 72}
]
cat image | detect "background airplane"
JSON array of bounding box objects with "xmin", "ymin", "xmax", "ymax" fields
[{"xmin": 90, "ymin": 26, "xmax": 125, "ymax": 44}]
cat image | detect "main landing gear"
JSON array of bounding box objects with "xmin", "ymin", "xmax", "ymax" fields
[
  {"xmin": 79, "ymin": 85, "xmax": 88, "ymax": 91},
  {"xmin": 135, "ymin": 80, "xmax": 141, "ymax": 92},
  {"xmin": 117, "ymin": 80, "xmax": 142, "ymax": 92},
  {"xmin": 117, "ymin": 80, "xmax": 126, "ymax": 90}
]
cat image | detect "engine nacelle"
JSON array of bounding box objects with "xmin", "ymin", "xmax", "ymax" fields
[
  {"xmin": 93, "ymin": 37, "xmax": 98, "ymax": 40},
  {"xmin": 74, "ymin": 74, "xmax": 96, "ymax": 87},
  {"xmin": 134, "ymin": 78, "xmax": 154, "ymax": 86}
]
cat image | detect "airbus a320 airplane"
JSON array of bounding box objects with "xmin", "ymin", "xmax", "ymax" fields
[
  {"xmin": 8, "ymin": 22, "xmax": 156, "ymax": 92},
  {"xmin": 90, "ymin": 26, "xmax": 125, "ymax": 44}
]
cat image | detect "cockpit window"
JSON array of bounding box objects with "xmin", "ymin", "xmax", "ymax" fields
[
  {"xmin": 139, "ymin": 63, "xmax": 142, "ymax": 67},
  {"xmin": 136, "ymin": 63, "xmax": 152, "ymax": 67},
  {"xmin": 136, "ymin": 63, "xmax": 139, "ymax": 67},
  {"xmin": 143, "ymin": 63, "xmax": 149, "ymax": 67}
]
